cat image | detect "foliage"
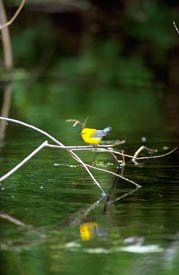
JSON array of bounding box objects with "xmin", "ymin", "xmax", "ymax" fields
[
  {"xmin": 2, "ymin": 0, "xmax": 178, "ymax": 81},
  {"xmin": 54, "ymin": 40, "xmax": 154, "ymax": 86}
]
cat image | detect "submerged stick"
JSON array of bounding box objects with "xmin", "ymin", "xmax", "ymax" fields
[{"xmin": 107, "ymin": 187, "xmax": 141, "ymax": 205}]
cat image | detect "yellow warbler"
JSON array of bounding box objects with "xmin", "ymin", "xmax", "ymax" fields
[
  {"xmin": 81, "ymin": 127, "xmax": 112, "ymax": 145},
  {"xmin": 80, "ymin": 222, "xmax": 99, "ymax": 241}
]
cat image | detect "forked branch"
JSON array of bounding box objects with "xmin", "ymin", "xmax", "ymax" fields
[
  {"xmin": 0, "ymin": 0, "xmax": 26, "ymax": 30},
  {"xmin": 0, "ymin": 116, "xmax": 105, "ymax": 195},
  {"xmin": 0, "ymin": 116, "xmax": 177, "ymax": 196}
]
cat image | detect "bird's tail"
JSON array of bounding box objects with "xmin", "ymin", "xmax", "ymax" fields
[{"xmin": 103, "ymin": 127, "xmax": 112, "ymax": 135}]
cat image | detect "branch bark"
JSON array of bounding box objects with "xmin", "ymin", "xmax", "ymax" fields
[
  {"xmin": 0, "ymin": 0, "xmax": 13, "ymax": 140},
  {"xmin": 0, "ymin": 0, "xmax": 26, "ymax": 30},
  {"xmin": 173, "ymin": 21, "xmax": 179, "ymax": 35},
  {"xmin": 0, "ymin": 117, "xmax": 105, "ymax": 195},
  {"xmin": 0, "ymin": 116, "xmax": 177, "ymax": 196}
]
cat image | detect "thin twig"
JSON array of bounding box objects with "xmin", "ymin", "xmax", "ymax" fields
[
  {"xmin": 103, "ymin": 162, "xmax": 125, "ymax": 214},
  {"xmin": 0, "ymin": 117, "xmax": 177, "ymax": 195},
  {"xmin": 69, "ymin": 150, "xmax": 106, "ymax": 195},
  {"xmin": 133, "ymin": 147, "xmax": 177, "ymax": 161},
  {"xmin": 66, "ymin": 119, "xmax": 82, "ymax": 127},
  {"xmin": 0, "ymin": 138, "xmax": 105, "ymax": 194},
  {"xmin": 0, "ymin": 0, "xmax": 26, "ymax": 30},
  {"xmin": 46, "ymin": 142, "xmax": 177, "ymax": 161},
  {"xmin": 66, "ymin": 116, "xmax": 89, "ymax": 128},
  {"xmin": 0, "ymin": 213, "xmax": 28, "ymax": 227},
  {"xmin": 0, "ymin": 116, "xmax": 64, "ymax": 146},
  {"xmin": 84, "ymin": 162, "xmax": 141, "ymax": 188},
  {"xmin": 82, "ymin": 116, "xmax": 89, "ymax": 128},
  {"xmin": 46, "ymin": 142, "xmax": 125, "ymax": 150},
  {"xmin": 110, "ymin": 151, "xmax": 121, "ymax": 168},
  {"xmin": 173, "ymin": 21, "xmax": 179, "ymax": 35},
  {"xmin": 120, "ymin": 149, "xmax": 126, "ymax": 175},
  {"xmin": 132, "ymin": 146, "xmax": 157, "ymax": 165},
  {"xmin": 0, "ymin": 141, "xmax": 48, "ymax": 182},
  {"xmin": 0, "ymin": 0, "xmax": 13, "ymax": 141},
  {"xmin": 70, "ymin": 196, "xmax": 105, "ymax": 226},
  {"xmin": 0, "ymin": 85, "xmax": 12, "ymax": 141},
  {"xmin": 99, "ymin": 146, "xmax": 177, "ymax": 161},
  {"xmin": 107, "ymin": 187, "xmax": 141, "ymax": 205},
  {"xmin": 103, "ymin": 157, "xmax": 136, "ymax": 214},
  {"xmin": 0, "ymin": 117, "xmax": 104, "ymax": 194},
  {"xmin": 0, "ymin": 0, "xmax": 13, "ymax": 68}
]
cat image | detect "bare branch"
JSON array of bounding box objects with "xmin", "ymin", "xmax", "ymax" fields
[
  {"xmin": 84, "ymin": 162, "xmax": 141, "ymax": 188},
  {"xmin": 173, "ymin": 21, "xmax": 179, "ymax": 35},
  {"xmin": 132, "ymin": 146, "xmax": 157, "ymax": 165},
  {"xmin": 66, "ymin": 116, "xmax": 89, "ymax": 128},
  {"xmin": 0, "ymin": 117, "xmax": 105, "ymax": 195},
  {"xmin": 0, "ymin": 86, "xmax": 12, "ymax": 141},
  {"xmin": 66, "ymin": 119, "xmax": 82, "ymax": 127},
  {"xmin": 0, "ymin": 116, "xmax": 64, "ymax": 146},
  {"xmin": 110, "ymin": 151, "xmax": 122, "ymax": 168},
  {"xmin": 46, "ymin": 142, "xmax": 177, "ymax": 161},
  {"xmin": 107, "ymin": 187, "xmax": 140, "ymax": 205},
  {"xmin": 0, "ymin": 116, "xmax": 176, "ymax": 196},
  {"xmin": 0, "ymin": 0, "xmax": 26, "ymax": 30},
  {"xmin": 82, "ymin": 116, "xmax": 89, "ymax": 128},
  {"xmin": 120, "ymin": 149, "xmax": 126, "ymax": 175},
  {"xmin": 0, "ymin": 141, "xmax": 48, "ymax": 182},
  {"xmin": 46, "ymin": 141, "xmax": 125, "ymax": 150},
  {"xmin": 0, "ymin": 0, "xmax": 13, "ymax": 69},
  {"xmin": 0, "ymin": 1, "xmax": 13, "ymax": 141},
  {"xmin": 0, "ymin": 212, "xmax": 28, "ymax": 227},
  {"xmin": 69, "ymin": 150, "xmax": 106, "ymax": 195},
  {"xmin": 134, "ymin": 147, "xmax": 177, "ymax": 161}
]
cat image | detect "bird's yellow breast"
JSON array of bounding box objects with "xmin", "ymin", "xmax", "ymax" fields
[{"xmin": 81, "ymin": 128, "xmax": 102, "ymax": 145}]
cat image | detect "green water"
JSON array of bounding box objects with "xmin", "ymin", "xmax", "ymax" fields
[{"xmin": 0, "ymin": 80, "xmax": 179, "ymax": 275}]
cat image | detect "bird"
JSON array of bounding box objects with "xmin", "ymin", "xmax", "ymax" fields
[{"xmin": 81, "ymin": 127, "xmax": 112, "ymax": 145}]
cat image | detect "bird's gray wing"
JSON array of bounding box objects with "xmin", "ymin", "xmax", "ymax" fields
[{"xmin": 92, "ymin": 130, "xmax": 107, "ymax": 138}]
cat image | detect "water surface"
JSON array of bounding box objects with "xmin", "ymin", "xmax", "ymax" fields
[{"xmin": 0, "ymin": 80, "xmax": 179, "ymax": 275}]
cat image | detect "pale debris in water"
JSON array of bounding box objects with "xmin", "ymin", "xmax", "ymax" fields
[
  {"xmin": 163, "ymin": 146, "xmax": 169, "ymax": 150},
  {"xmin": 120, "ymin": 244, "xmax": 163, "ymax": 253},
  {"xmin": 84, "ymin": 244, "xmax": 162, "ymax": 254},
  {"xmin": 65, "ymin": 241, "xmax": 81, "ymax": 248},
  {"xmin": 85, "ymin": 248, "xmax": 109, "ymax": 254},
  {"xmin": 54, "ymin": 163, "xmax": 79, "ymax": 168}
]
